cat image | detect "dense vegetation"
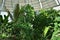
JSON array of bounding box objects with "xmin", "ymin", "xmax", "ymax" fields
[{"xmin": 0, "ymin": 4, "xmax": 60, "ymax": 40}]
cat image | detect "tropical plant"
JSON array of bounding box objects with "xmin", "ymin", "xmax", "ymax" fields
[{"xmin": 0, "ymin": 4, "xmax": 60, "ymax": 40}]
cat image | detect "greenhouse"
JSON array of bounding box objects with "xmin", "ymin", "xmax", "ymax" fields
[{"xmin": 0, "ymin": 0, "xmax": 60, "ymax": 40}]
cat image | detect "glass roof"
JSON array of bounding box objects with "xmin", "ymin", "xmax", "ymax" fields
[{"xmin": 0, "ymin": 0, "xmax": 59, "ymax": 12}]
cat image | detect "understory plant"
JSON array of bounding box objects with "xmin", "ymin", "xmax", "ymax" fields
[{"xmin": 0, "ymin": 4, "xmax": 60, "ymax": 40}]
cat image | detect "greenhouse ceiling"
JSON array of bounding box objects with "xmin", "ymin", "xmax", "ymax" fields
[{"xmin": 0, "ymin": 0, "xmax": 60, "ymax": 12}]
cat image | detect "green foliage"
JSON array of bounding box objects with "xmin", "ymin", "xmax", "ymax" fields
[
  {"xmin": 51, "ymin": 11, "xmax": 60, "ymax": 40},
  {"xmin": 0, "ymin": 4, "xmax": 60, "ymax": 40},
  {"xmin": 13, "ymin": 4, "xmax": 20, "ymax": 21}
]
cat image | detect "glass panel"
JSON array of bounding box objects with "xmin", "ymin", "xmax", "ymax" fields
[
  {"xmin": 40, "ymin": 0, "xmax": 57, "ymax": 9},
  {"xmin": 0, "ymin": 0, "xmax": 3, "ymax": 6}
]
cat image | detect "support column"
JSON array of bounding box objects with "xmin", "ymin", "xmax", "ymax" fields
[
  {"xmin": 38, "ymin": 0, "xmax": 43, "ymax": 9},
  {"xmin": 2, "ymin": 0, "xmax": 5, "ymax": 8}
]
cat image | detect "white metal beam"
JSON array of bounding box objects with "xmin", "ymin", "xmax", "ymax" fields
[{"xmin": 55, "ymin": 0, "xmax": 59, "ymax": 5}]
